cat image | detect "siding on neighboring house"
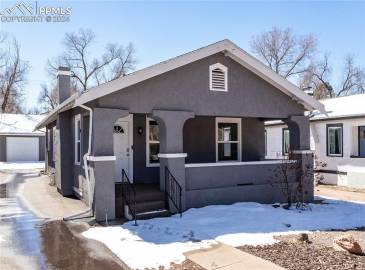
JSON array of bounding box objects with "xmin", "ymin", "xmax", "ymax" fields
[
  {"xmin": 265, "ymin": 117, "xmax": 365, "ymax": 188},
  {"xmin": 311, "ymin": 118, "xmax": 365, "ymax": 188}
]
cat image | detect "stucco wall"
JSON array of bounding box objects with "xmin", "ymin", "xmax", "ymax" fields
[
  {"xmin": 96, "ymin": 53, "xmax": 305, "ymax": 119},
  {"xmin": 185, "ymin": 161, "xmax": 303, "ymax": 208},
  {"xmin": 183, "ymin": 116, "xmax": 216, "ymax": 164},
  {"xmin": 38, "ymin": 136, "xmax": 45, "ymax": 161},
  {"xmin": 0, "ymin": 136, "xmax": 6, "ymax": 161},
  {"xmin": 130, "ymin": 114, "xmax": 266, "ymax": 183}
]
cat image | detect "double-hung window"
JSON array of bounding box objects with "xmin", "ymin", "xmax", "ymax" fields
[
  {"xmin": 146, "ymin": 118, "xmax": 160, "ymax": 166},
  {"xmin": 216, "ymin": 118, "xmax": 241, "ymax": 162},
  {"xmin": 327, "ymin": 124, "xmax": 343, "ymax": 156},
  {"xmin": 282, "ymin": 128, "xmax": 290, "ymax": 156},
  {"xmin": 359, "ymin": 126, "xmax": 365, "ymax": 157},
  {"xmin": 74, "ymin": 115, "xmax": 82, "ymax": 165}
]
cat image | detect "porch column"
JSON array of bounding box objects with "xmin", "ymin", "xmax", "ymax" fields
[
  {"xmin": 89, "ymin": 108, "xmax": 129, "ymax": 221},
  {"xmin": 151, "ymin": 109, "xmax": 194, "ymax": 212},
  {"xmin": 285, "ymin": 115, "xmax": 310, "ymax": 151},
  {"xmin": 285, "ymin": 115, "xmax": 314, "ymax": 202}
]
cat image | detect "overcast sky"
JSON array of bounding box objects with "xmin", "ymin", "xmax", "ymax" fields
[{"xmin": 1, "ymin": 0, "xmax": 365, "ymax": 110}]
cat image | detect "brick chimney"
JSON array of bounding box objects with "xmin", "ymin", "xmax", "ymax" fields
[{"xmin": 57, "ymin": 66, "xmax": 72, "ymax": 104}]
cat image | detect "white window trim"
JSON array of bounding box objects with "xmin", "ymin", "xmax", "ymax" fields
[
  {"xmin": 47, "ymin": 129, "xmax": 51, "ymax": 151},
  {"xmin": 52, "ymin": 127, "xmax": 56, "ymax": 162},
  {"xmin": 283, "ymin": 128, "xmax": 290, "ymax": 156},
  {"xmin": 215, "ymin": 117, "xmax": 242, "ymax": 162},
  {"xmin": 209, "ymin": 63, "xmax": 228, "ymax": 92},
  {"xmin": 146, "ymin": 117, "xmax": 160, "ymax": 167},
  {"xmin": 327, "ymin": 126, "xmax": 343, "ymax": 157},
  {"xmin": 74, "ymin": 114, "xmax": 82, "ymax": 165}
]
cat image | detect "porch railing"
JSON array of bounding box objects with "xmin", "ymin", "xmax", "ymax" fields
[
  {"xmin": 121, "ymin": 169, "xmax": 137, "ymax": 225},
  {"xmin": 164, "ymin": 167, "xmax": 182, "ymax": 217}
]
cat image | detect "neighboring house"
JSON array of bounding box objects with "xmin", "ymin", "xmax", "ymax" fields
[
  {"xmin": 266, "ymin": 94, "xmax": 365, "ymax": 189},
  {"xmin": 0, "ymin": 114, "xmax": 45, "ymax": 162},
  {"xmin": 35, "ymin": 39, "xmax": 323, "ymax": 221}
]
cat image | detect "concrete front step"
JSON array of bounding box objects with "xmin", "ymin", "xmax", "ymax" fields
[
  {"xmin": 136, "ymin": 209, "xmax": 171, "ymax": 220},
  {"xmin": 132, "ymin": 200, "xmax": 166, "ymax": 213}
]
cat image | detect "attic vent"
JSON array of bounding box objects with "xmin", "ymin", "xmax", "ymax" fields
[{"xmin": 209, "ymin": 63, "xmax": 228, "ymax": 92}]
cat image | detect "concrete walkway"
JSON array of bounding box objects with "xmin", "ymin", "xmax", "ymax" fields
[
  {"xmin": 184, "ymin": 243, "xmax": 285, "ymax": 270},
  {"xmin": 315, "ymin": 184, "xmax": 365, "ymax": 203},
  {"xmin": 17, "ymin": 172, "xmax": 88, "ymax": 219}
]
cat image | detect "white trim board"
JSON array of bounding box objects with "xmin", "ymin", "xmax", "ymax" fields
[
  {"xmin": 185, "ymin": 160, "xmax": 296, "ymax": 168},
  {"xmin": 74, "ymin": 114, "xmax": 81, "ymax": 165},
  {"xmin": 158, "ymin": 153, "xmax": 188, "ymax": 158},
  {"xmin": 75, "ymin": 39, "xmax": 324, "ymax": 112},
  {"xmin": 87, "ymin": 156, "xmax": 116, "ymax": 161},
  {"xmin": 146, "ymin": 117, "xmax": 160, "ymax": 167}
]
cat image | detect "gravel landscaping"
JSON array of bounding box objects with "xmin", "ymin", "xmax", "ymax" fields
[
  {"xmin": 238, "ymin": 230, "xmax": 365, "ymax": 270},
  {"xmin": 169, "ymin": 229, "xmax": 365, "ymax": 270}
]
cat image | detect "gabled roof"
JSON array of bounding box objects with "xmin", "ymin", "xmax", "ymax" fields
[
  {"xmin": 0, "ymin": 113, "xmax": 45, "ymax": 135},
  {"xmin": 36, "ymin": 39, "xmax": 325, "ymax": 130},
  {"xmin": 75, "ymin": 39, "xmax": 324, "ymax": 112}
]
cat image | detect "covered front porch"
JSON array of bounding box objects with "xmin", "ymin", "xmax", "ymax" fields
[{"xmin": 87, "ymin": 108, "xmax": 313, "ymax": 221}]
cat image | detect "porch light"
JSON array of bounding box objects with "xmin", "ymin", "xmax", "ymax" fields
[{"xmin": 138, "ymin": 126, "xmax": 143, "ymax": 135}]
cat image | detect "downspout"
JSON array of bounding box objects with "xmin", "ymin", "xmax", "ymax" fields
[{"xmin": 63, "ymin": 104, "xmax": 94, "ymax": 221}]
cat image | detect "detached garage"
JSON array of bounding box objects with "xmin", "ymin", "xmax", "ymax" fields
[{"xmin": 0, "ymin": 114, "xmax": 45, "ymax": 162}]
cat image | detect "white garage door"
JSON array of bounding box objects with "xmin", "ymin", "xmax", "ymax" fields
[{"xmin": 6, "ymin": 137, "xmax": 39, "ymax": 162}]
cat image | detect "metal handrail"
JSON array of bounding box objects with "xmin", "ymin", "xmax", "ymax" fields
[
  {"xmin": 121, "ymin": 169, "xmax": 137, "ymax": 225},
  {"xmin": 164, "ymin": 167, "xmax": 182, "ymax": 217}
]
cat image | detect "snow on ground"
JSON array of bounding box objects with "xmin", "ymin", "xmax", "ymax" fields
[
  {"xmin": 0, "ymin": 162, "xmax": 45, "ymax": 170},
  {"xmin": 83, "ymin": 198, "xmax": 365, "ymax": 270}
]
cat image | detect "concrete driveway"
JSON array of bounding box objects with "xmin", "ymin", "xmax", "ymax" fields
[
  {"xmin": 0, "ymin": 168, "xmax": 127, "ymax": 270},
  {"xmin": 18, "ymin": 173, "xmax": 88, "ymax": 219}
]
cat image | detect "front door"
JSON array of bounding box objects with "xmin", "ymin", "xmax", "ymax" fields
[{"xmin": 113, "ymin": 116, "xmax": 133, "ymax": 182}]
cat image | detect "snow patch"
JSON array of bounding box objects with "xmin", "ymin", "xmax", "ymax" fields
[
  {"xmin": 0, "ymin": 162, "xmax": 45, "ymax": 170},
  {"xmin": 83, "ymin": 198, "xmax": 365, "ymax": 270}
]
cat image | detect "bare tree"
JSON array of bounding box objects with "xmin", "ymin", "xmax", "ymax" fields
[
  {"xmin": 269, "ymin": 159, "xmax": 298, "ymax": 209},
  {"xmin": 251, "ymin": 27, "xmax": 317, "ymax": 79},
  {"xmin": 38, "ymin": 84, "xmax": 58, "ymax": 112},
  {"xmin": 337, "ymin": 56, "xmax": 365, "ymax": 96},
  {"xmin": 48, "ymin": 29, "xmax": 136, "ymax": 91},
  {"xmin": 302, "ymin": 55, "xmax": 365, "ymax": 98},
  {"xmin": 0, "ymin": 33, "xmax": 29, "ymax": 113}
]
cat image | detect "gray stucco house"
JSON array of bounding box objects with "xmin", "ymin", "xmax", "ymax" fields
[{"xmin": 36, "ymin": 40, "xmax": 324, "ymax": 222}]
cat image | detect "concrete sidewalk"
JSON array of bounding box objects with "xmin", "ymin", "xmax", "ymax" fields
[
  {"xmin": 17, "ymin": 172, "xmax": 88, "ymax": 219},
  {"xmin": 185, "ymin": 243, "xmax": 284, "ymax": 270},
  {"xmin": 315, "ymin": 184, "xmax": 365, "ymax": 202}
]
